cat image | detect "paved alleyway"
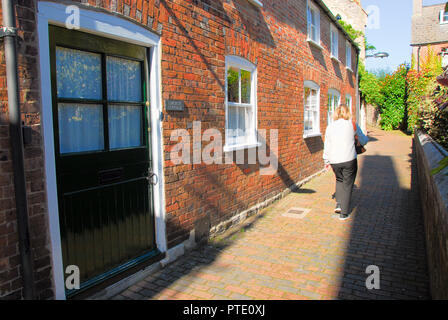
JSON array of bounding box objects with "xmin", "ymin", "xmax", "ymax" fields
[{"xmin": 112, "ymin": 127, "xmax": 430, "ymax": 300}]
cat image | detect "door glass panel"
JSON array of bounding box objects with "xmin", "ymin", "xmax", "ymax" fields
[
  {"xmin": 108, "ymin": 105, "xmax": 142, "ymax": 149},
  {"xmin": 58, "ymin": 103, "xmax": 104, "ymax": 154},
  {"xmin": 56, "ymin": 47, "xmax": 102, "ymax": 100},
  {"xmin": 107, "ymin": 56, "xmax": 142, "ymax": 102}
]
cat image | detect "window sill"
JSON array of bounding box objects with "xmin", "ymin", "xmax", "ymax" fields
[
  {"xmin": 303, "ymin": 132, "xmax": 322, "ymax": 139},
  {"xmin": 331, "ymin": 55, "xmax": 340, "ymax": 62},
  {"xmin": 346, "ymin": 66, "xmax": 353, "ymax": 72},
  {"xmin": 307, "ymin": 39, "xmax": 323, "ymax": 50},
  {"xmin": 223, "ymin": 142, "xmax": 261, "ymax": 152}
]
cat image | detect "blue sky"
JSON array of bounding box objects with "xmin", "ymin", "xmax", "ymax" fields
[{"xmin": 362, "ymin": 0, "xmax": 446, "ymax": 74}]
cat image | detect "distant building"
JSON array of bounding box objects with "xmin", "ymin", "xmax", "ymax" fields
[
  {"xmin": 323, "ymin": 0, "xmax": 368, "ymax": 60},
  {"xmin": 323, "ymin": 0, "xmax": 368, "ymax": 132},
  {"xmin": 411, "ymin": 0, "xmax": 448, "ymax": 70}
]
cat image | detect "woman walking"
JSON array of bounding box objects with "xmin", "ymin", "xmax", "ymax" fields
[{"xmin": 323, "ymin": 105, "xmax": 368, "ymax": 220}]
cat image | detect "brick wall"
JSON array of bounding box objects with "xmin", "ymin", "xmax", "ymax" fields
[
  {"xmin": 0, "ymin": 0, "xmax": 358, "ymax": 298},
  {"xmin": 414, "ymin": 130, "xmax": 448, "ymax": 299},
  {"xmin": 412, "ymin": 43, "xmax": 448, "ymax": 70},
  {"xmin": 157, "ymin": 0, "xmax": 357, "ymax": 247},
  {"xmin": 0, "ymin": 0, "xmax": 52, "ymax": 299},
  {"xmin": 365, "ymin": 103, "xmax": 380, "ymax": 128}
]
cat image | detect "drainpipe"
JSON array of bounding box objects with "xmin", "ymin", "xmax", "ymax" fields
[
  {"xmin": 1, "ymin": 0, "xmax": 36, "ymax": 299},
  {"xmin": 417, "ymin": 46, "xmax": 421, "ymax": 73}
]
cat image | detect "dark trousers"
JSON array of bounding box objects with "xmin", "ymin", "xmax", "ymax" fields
[{"xmin": 331, "ymin": 159, "xmax": 358, "ymax": 215}]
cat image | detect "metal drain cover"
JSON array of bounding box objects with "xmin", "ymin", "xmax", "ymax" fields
[{"xmin": 282, "ymin": 207, "xmax": 311, "ymax": 219}]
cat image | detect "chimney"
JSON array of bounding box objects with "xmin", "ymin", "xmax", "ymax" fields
[{"xmin": 413, "ymin": 0, "xmax": 422, "ymax": 16}]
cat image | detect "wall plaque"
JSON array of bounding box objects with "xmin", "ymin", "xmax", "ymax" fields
[{"xmin": 165, "ymin": 100, "xmax": 185, "ymax": 111}]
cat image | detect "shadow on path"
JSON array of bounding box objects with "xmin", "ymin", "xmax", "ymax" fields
[{"xmin": 336, "ymin": 149, "xmax": 430, "ymax": 299}]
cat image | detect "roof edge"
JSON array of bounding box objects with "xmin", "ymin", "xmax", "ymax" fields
[{"xmin": 313, "ymin": 0, "xmax": 361, "ymax": 53}]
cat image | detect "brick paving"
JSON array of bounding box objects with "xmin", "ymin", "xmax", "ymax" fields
[{"xmin": 112, "ymin": 127, "xmax": 430, "ymax": 300}]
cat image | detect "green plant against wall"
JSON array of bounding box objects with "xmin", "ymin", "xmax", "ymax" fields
[
  {"xmin": 359, "ymin": 61, "xmax": 384, "ymax": 106},
  {"xmin": 407, "ymin": 47, "xmax": 443, "ymax": 133},
  {"xmin": 379, "ymin": 64, "xmax": 408, "ymax": 131}
]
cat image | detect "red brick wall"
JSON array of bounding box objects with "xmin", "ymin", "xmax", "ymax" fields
[
  {"xmin": 0, "ymin": 0, "xmax": 53, "ymax": 299},
  {"xmin": 412, "ymin": 43, "xmax": 448, "ymax": 69},
  {"xmin": 0, "ymin": 0, "xmax": 357, "ymax": 298},
  {"xmin": 159, "ymin": 0, "xmax": 358, "ymax": 247}
]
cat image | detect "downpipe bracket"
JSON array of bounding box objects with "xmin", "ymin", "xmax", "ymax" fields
[{"xmin": 0, "ymin": 26, "xmax": 17, "ymax": 37}]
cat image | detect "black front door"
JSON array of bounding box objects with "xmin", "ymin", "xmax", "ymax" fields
[{"xmin": 49, "ymin": 26, "xmax": 157, "ymax": 296}]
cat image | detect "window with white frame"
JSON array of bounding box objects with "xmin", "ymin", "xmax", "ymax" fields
[
  {"xmin": 307, "ymin": 1, "xmax": 320, "ymax": 45},
  {"xmin": 440, "ymin": 10, "xmax": 448, "ymax": 24},
  {"xmin": 327, "ymin": 89, "xmax": 340, "ymax": 125},
  {"xmin": 304, "ymin": 81, "xmax": 320, "ymax": 137},
  {"xmin": 330, "ymin": 25, "xmax": 338, "ymax": 59},
  {"xmin": 346, "ymin": 94, "xmax": 352, "ymax": 113},
  {"xmin": 225, "ymin": 56, "xmax": 258, "ymax": 151},
  {"xmin": 346, "ymin": 41, "xmax": 352, "ymax": 69}
]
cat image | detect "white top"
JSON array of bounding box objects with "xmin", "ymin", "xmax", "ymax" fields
[{"xmin": 323, "ymin": 119, "xmax": 369, "ymax": 165}]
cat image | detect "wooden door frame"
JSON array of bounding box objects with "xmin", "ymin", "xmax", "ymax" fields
[{"xmin": 37, "ymin": 1, "xmax": 167, "ymax": 300}]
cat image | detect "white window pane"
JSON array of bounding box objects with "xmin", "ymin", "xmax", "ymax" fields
[
  {"xmin": 241, "ymin": 70, "xmax": 251, "ymax": 104},
  {"xmin": 237, "ymin": 107, "xmax": 246, "ymax": 144},
  {"xmin": 108, "ymin": 105, "xmax": 142, "ymax": 149},
  {"xmin": 227, "ymin": 106, "xmax": 253, "ymax": 146},
  {"xmin": 305, "ymin": 111, "xmax": 312, "ymax": 132},
  {"xmin": 58, "ymin": 103, "xmax": 104, "ymax": 154},
  {"xmin": 228, "ymin": 106, "xmax": 238, "ymax": 145},
  {"xmin": 227, "ymin": 67, "xmax": 239, "ymax": 103},
  {"xmin": 107, "ymin": 56, "xmax": 142, "ymax": 102},
  {"xmin": 56, "ymin": 47, "xmax": 102, "ymax": 100}
]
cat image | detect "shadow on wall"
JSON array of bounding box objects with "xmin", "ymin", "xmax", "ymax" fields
[
  {"xmin": 232, "ymin": 0, "xmax": 276, "ymax": 48},
  {"xmin": 309, "ymin": 44, "xmax": 328, "ymax": 71},
  {"xmin": 347, "ymin": 70, "xmax": 354, "ymax": 88},
  {"xmin": 160, "ymin": 0, "xmax": 227, "ymax": 91},
  {"xmin": 332, "ymin": 60, "xmax": 342, "ymax": 79},
  {"xmin": 336, "ymin": 152, "xmax": 430, "ymax": 299},
  {"xmin": 166, "ymin": 127, "xmax": 309, "ymax": 248},
  {"xmin": 304, "ymin": 135, "xmax": 324, "ymax": 154},
  {"xmin": 190, "ymin": 0, "xmax": 232, "ymax": 23}
]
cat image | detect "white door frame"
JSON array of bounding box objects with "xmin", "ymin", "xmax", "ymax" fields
[{"xmin": 37, "ymin": 1, "xmax": 167, "ymax": 300}]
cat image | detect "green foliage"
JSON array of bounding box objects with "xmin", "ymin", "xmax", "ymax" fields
[
  {"xmin": 358, "ymin": 61, "xmax": 384, "ymax": 106},
  {"xmin": 419, "ymin": 85, "xmax": 448, "ymax": 149},
  {"xmin": 431, "ymin": 157, "xmax": 448, "ymax": 176},
  {"xmin": 407, "ymin": 47, "xmax": 443, "ymax": 133},
  {"xmin": 338, "ymin": 19, "xmax": 375, "ymax": 54},
  {"xmin": 379, "ymin": 64, "xmax": 408, "ymax": 131},
  {"xmin": 338, "ymin": 20, "xmax": 363, "ymax": 44},
  {"xmin": 365, "ymin": 41, "xmax": 376, "ymax": 53},
  {"xmin": 370, "ymin": 67, "xmax": 392, "ymax": 80}
]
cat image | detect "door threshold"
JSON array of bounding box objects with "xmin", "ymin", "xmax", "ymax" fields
[{"xmin": 70, "ymin": 250, "xmax": 165, "ymax": 300}]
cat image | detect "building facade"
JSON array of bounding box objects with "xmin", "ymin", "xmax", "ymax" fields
[
  {"xmin": 322, "ymin": 0, "xmax": 367, "ymax": 60},
  {"xmin": 0, "ymin": 0, "xmax": 359, "ymax": 299},
  {"xmin": 412, "ymin": 0, "xmax": 448, "ymax": 70}
]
